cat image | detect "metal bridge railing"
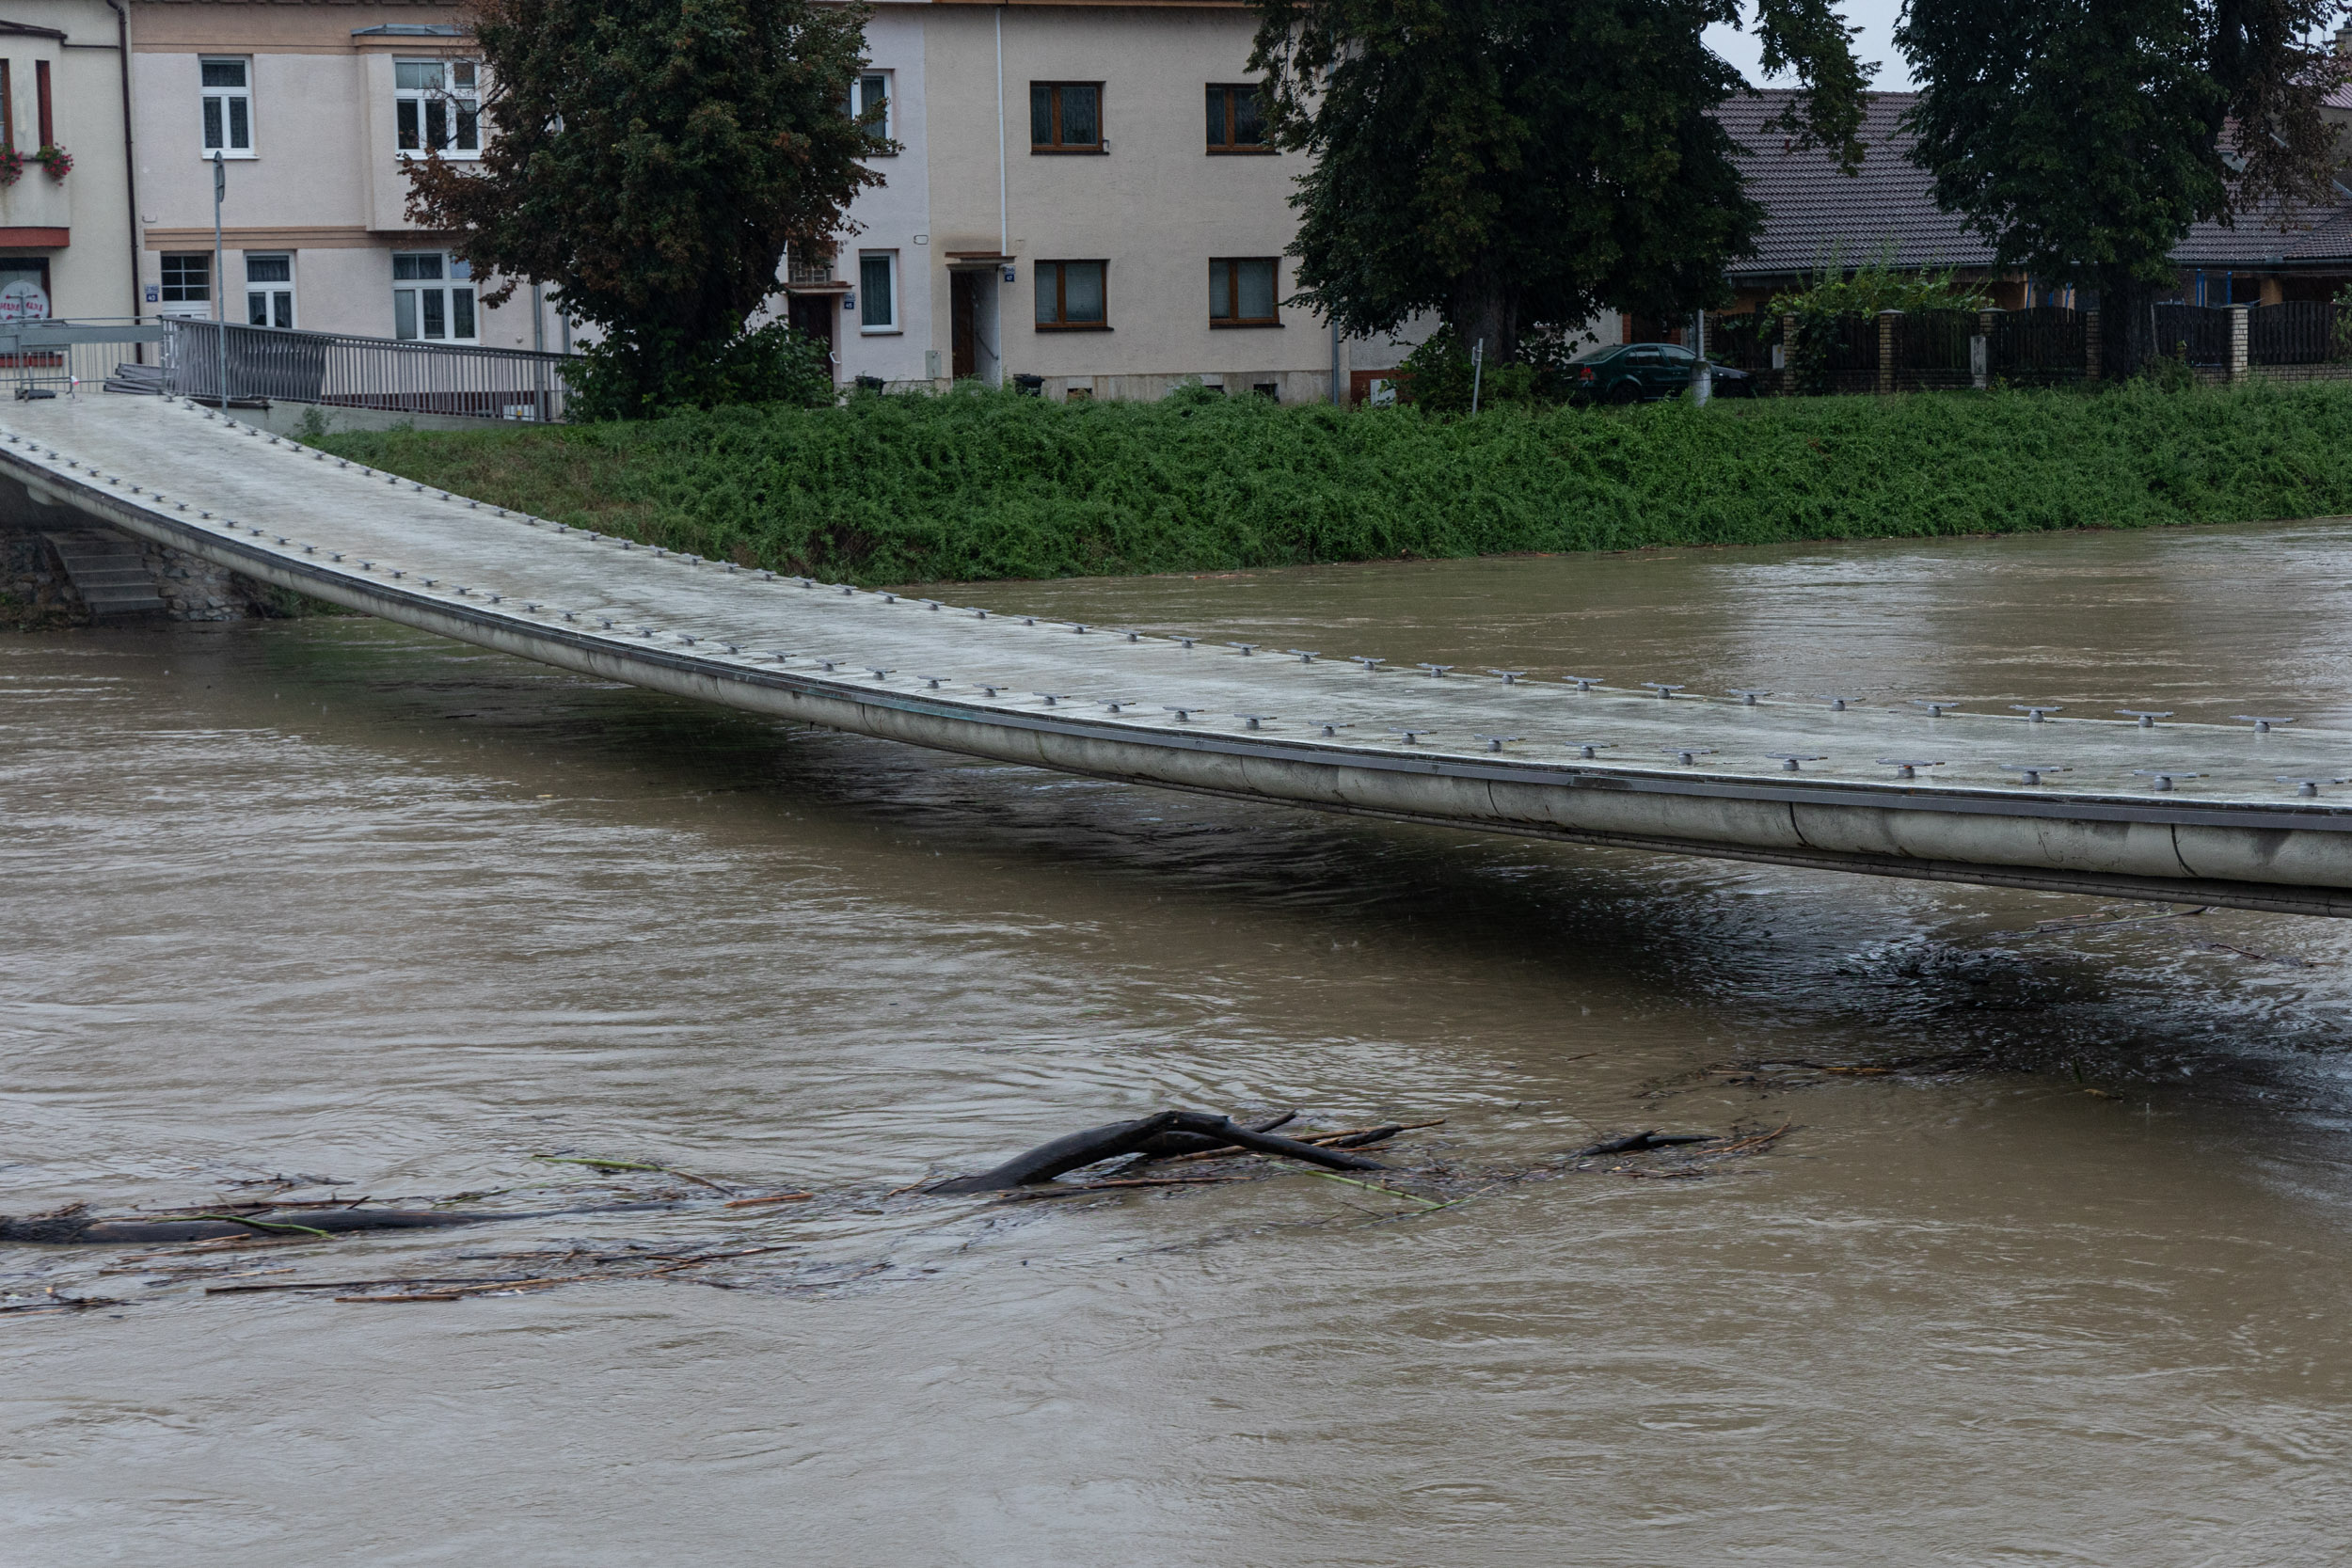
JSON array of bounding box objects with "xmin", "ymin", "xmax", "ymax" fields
[
  {"xmin": 159, "ymin": 318, "xmax": 575, "ymax": 421},
  {"xmin": 0, "ymin": 317, "xmax": 578, "ymax": 422}
]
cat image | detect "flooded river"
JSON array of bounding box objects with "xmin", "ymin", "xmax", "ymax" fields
[{"xmin": 8, "ymin": 521, "xmax": 2352, "ymax": 1564}]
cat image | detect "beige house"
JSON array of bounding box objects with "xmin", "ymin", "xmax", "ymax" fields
[
  {"xmin": 108, "ymin": 0, "xmax": 1408, "ymax": 402},
  {"xmin": 127, "ymin": 0, "xmax": 556, "ymax": 350},
  {"xmin": 0, "ymin": 1, "xmax": 137, "ymax": 324},
  {"xmin": 800, "ymin": 0, "xmax": 1398, "ymax": 403}
]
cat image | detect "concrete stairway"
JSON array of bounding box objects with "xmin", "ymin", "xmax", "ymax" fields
[{"xmin": 40, "ymin": 530, "xmax": 165, "ymax": 616}]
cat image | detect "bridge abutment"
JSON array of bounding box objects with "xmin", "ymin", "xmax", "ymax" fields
[{"xmin": 2, "ymin": 473, "xmax": 286, "ymax": 626}]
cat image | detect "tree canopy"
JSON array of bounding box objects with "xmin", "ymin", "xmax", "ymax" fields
[
  {"xmin": 406, "ymin": 0, "xmax": 882, "ymax": 412},
  {"xmin": 1248, "ymin": 0, "xmax": 1874, "ymax": 365},
  {"xmin": 1899, "ymin": 0, "xmax": 2350, "ymax": 375}
]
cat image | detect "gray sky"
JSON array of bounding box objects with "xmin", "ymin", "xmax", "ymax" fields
[{"xmin": 1705, "ymin": 0, "xmax": 1915, "ymax": 92}]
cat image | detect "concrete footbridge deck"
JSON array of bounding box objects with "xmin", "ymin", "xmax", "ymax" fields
[{"xmin": 9, "ymin": 393, "xmax": 2352, "ymax": 916}]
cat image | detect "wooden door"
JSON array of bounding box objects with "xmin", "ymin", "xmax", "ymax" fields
[
  {"xmin": 950, "ymin": 272, "xmax": 977, "ymax": 380},
  {"xmin": 787, "ymin": 293, "xmax": 837, "ymax": 381}
]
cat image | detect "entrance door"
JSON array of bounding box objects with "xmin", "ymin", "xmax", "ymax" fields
[
  {"xmin": 950, "ymin": 272, "xmax": 977, "ymax": 379},
  {"xmin": 787, "ymin": 293, "xmax": 838, "ymax": 383}
]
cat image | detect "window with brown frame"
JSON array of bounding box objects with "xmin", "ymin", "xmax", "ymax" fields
[
  {"xmin": 1030, "ymin": 83, "xmax": 1102, "ymax": 152},
  {"xmin": 1210, "ymin": 258, "xmax": 1279, "ymax": 326},
  {"xmin": 1205, "ymin": 85, "xmax": 1269, "ymax": 153},
  {"xmin": 1, "ymin": 64, "xmax": 12, "ymax": 153},
  {"xmin": 35, "ymin": 59, "xmax": 51, "ymax": 149},
  {"xmin": 1035, "ymin": 261, "xmax": 1107, "ymax": 329}
]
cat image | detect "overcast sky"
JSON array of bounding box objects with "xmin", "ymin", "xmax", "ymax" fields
[{"xmin": 1705, "ymin": 0, "xmax": 1915, "ymax": 92}]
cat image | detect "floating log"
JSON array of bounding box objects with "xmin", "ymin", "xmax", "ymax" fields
[
  {"xmin": 1567, "ymin": 1131, "xmax": 1714, "ymax": 1158},
  {"xmin": 932, "ymin": 1110, "xmax": 1391, "ymax": 1194}
]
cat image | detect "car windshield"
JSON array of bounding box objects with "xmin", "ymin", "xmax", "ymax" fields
[{"xmin": 1567, "ymin": 345, "xmax": 1619, "ymax": 365}]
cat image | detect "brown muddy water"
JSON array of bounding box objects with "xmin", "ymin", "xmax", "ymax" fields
[{"xmin": 8, "ymin": 521, "xmax": 2352, "ymax": 1565}]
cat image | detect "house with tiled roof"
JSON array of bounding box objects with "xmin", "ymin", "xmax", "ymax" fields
[{"xmin": 1717, "ymin": 88, "xmax": 2352, "ymax": 313}]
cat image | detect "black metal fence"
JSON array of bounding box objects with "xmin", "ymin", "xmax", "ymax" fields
[
  {"xmin": 2152, "ymin": 303, "xmax": 2231, "ymax": 370},
  {"xmin": 161, "ymin": 319, "xmax": 575, "ymax": 420},
  {"xmin": 1888, "ymin": 309, "xmax": 1977, "ymax": 390},
  {"xmin": 2245, "ymin": 301, "xmax": 2352, "ymax": 365},
  {"xmin": 1706, "ymin": 311, "xmax": 1778, "ymax": 372},
  {"xmin": 1710, "ymin": 308, "xmax": 2096, "ymax": 393},
  {"xmin": 1985, "ymin": 307, "xmax": 2085, "ymax": 385},
  {"xmin": 1789, "ymin": 313, "xmax": 1882, "ymax": 394}
]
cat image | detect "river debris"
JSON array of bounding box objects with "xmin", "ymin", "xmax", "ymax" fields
[
  {"xmin": 1565, "ymin": 1122, "xmax": 1796, "ymax": 1180},
  {"xmin": 927, "ymin": 1110, "xmax": 1394, "ymax": 1194},
  {"xmin": 1566, "ymin": 1130, "xmax": 1715, "ymax": 1158},
  {"xmin": 0, "ymin": 1285, "xmax": 125, "ymax": 1316},
  {"xmin": 1, "ymin": 1113, "xmax": 1800, "ymax": 1312},
  {"xmin": 0, "ymin": 1189, "xmax": 706, "ymax": 1247},
  {"xmin": 0, "ymin": 1201, "xmax": 527, "ymax": 1247}
]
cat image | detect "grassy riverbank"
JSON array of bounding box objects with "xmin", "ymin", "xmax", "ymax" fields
[{"xmin": 316, "ymin": 380, "xmax": 2352, "ymax": 585}]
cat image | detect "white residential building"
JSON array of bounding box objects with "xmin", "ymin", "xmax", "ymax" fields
[{"xmin": 118, "ymin": 0, "xmax": 1419, "ymax": 402}]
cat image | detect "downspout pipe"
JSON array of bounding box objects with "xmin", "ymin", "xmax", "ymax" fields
[
  {"xmin": 995, "ymin": 6, "xmax": 1008, "ymax": 257},
  {"xmin": 105, "ymin": 0, "xmax": 142, "ymax": 351}
]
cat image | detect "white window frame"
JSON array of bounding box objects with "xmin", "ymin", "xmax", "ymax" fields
[
  {"xmin": 394, "ymin": 58, "xmax": 482, "ymax": 160},
  {"xmin": 245, "ymin": 252, "xmax": 294, "ymax": 330},
  {"xmin": 159, "ymin": 253, "xmax": 211, "ymax": 317},
  {"xmin": 849, "ymin": 70, "xmax": 892, "ymax": 143},
  {"xmin": 857, "ymin": 250, "xmax": 899, "ymax": 334},
  {"xmin": 391, "ymin": 250, "xmax": 479, "ymax": 342},
  {"xmin": 199, "ymin": 56, "xmax": 256, "ymax": 159}
]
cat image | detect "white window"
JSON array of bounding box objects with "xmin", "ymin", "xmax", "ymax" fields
[
  {"xmin": 858, "ymin": 252, "xmax": 898, "ymax": 332},
  {"xmin": 160, "ymin": 253, "xmax": 210, "ymax": 318},
  {"xmin": 392, "ymin": 251, "xmax": 477, "ymax": 341},
  {"xmin": 200, "ymin": 58, "xmax": 254, "ymax": 156},
  {"xmin": 246, "ymin": 253, "xmax": 294, "ymax": 329},
  {"xmin": 847, "ymin": 71, "xmax": 891, "ymax": 142},
  {"xmin": 395, "ymin": 59, "xmax": 480, "ymax": 157}
]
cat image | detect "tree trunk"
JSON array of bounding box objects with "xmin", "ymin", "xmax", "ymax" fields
[
  {"xmin": 2098, "ymin": 268, "xmax": 2158, "ymax": 382},
  {"xmin": 1447, "ymin": 250, "xmax": 1522, "ymax": 365}
]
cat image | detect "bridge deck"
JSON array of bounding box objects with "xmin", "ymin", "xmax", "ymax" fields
[{"xmin": 8, "ymin": 394, "xmax": 2351, "ymax": 915}]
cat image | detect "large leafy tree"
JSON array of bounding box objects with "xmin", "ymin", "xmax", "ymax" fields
[
  {"xmin": 1899, "ymin": 0, "xmax": 2349, "ymax": 377},
  {"xmin": 1249, "ymin": 0, "xmax": 1874, "ymax": 365},
  {"xmin": 406, "ymin": 0, "xmax": 883, "ymax": 412}
]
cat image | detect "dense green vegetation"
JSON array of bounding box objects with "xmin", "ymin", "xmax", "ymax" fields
[{"xmin": 317, "ymin": 380, "xmax": 2352, "ymax": 586}]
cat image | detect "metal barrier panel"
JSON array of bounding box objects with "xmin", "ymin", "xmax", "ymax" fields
[
  {"xmin": 159, "ymin": 318, "xmax": 573, "ymax": 421},
  {"xmin": 0, "ymin": 320, "xmax": 165, "ymax": 401}
]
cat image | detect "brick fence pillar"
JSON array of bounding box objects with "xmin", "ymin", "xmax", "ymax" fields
[
  {"xmin": 1975, "ymin": 309, "xmax": 1998, "ymax": 388},
  {"xmin": 1779, "ymin": 312, "xmax": 1799, "ymax": 395},
  {"xmin": 1877, "ymin": 309, "xmax": 1901, "ymax": 394},
  {"xmin": 2083, "ymin": 309, "xmax": 2101, "ymax": 382},
  {"xmin": 2228, "ymin": 305, "xmax": 2249, "ymax": 383}
]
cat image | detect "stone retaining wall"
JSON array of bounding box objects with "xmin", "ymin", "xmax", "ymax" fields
[{"xmin": 1, "ymin": 477, "xmax": 281, "ymax": 626}]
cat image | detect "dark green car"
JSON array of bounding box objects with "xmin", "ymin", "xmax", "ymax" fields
[{"xmin": 1568, "ymin": 341, "xmax": 1754, "ymax": 404}]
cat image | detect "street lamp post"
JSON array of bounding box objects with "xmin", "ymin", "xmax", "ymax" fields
[{"xmin": 212, "ymin": 150, "xmax": 228, "ymax": 406}]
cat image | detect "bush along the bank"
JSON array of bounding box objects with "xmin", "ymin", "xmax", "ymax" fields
[{"xmin": 316, "ymin": 378, "xmax": 2352, "ymax": 586}]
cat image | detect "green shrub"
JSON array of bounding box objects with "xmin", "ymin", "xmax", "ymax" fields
[
  {"xmin": 318, "ymin": 377, "xmax": 2352, "ymax": 585},
  {"xmin": 563, "ymin": 321, "xmax": 835, "ymax": 421}
]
